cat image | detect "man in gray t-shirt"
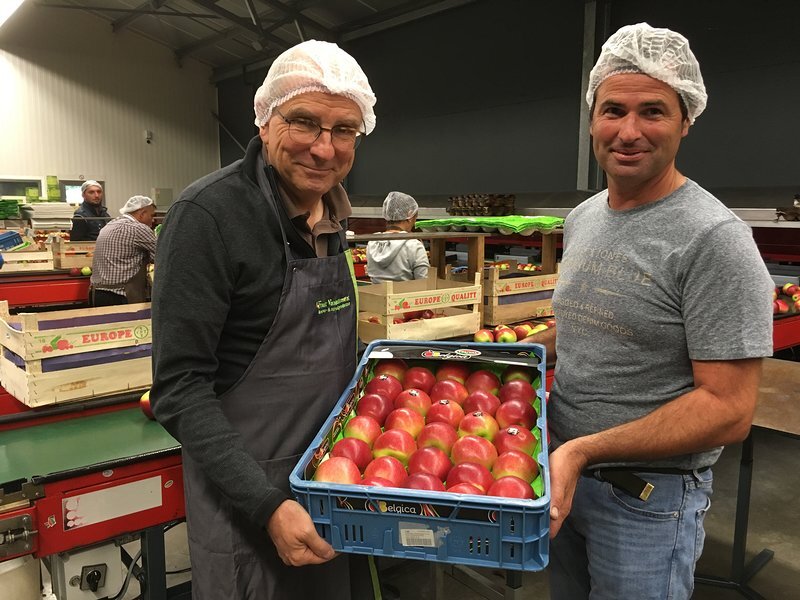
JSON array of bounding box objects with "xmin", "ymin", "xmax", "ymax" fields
[{"xmin": 525, "ymin": 23, "xmax": 774, "ymax": 600}]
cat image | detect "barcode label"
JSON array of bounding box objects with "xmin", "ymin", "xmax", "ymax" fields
[{"xmin": 399, "ymin": 527, "xmax": 436, "ymax": 547}]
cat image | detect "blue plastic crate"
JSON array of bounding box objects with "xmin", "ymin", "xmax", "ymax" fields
[
  {"xmin": 290, "ymin": 339, "xmax": 550, "ymax": 571},
  {"xmin": 0, "ymin": 231, "xmax": 23, "ymax": 251}
]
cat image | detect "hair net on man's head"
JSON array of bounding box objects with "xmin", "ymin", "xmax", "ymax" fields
[
  {"xmin": 253, "ymin": 40, "xmax": 377, "ymax": 134},
  {"xmin": 586, "ymin": 22, "xmax": 707, "ymax": 124},
  {"xmin": 81, "ymin": 180, "xmax": 102, "ymax": 193},
  {"xmin": 120, "ymin": 195, "xmax": 155, "ymax": 215},
  {"xmin": 383, "ymin": 192, "xmax": 419, "ymax": 222}
]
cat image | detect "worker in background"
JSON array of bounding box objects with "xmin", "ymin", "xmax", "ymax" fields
[
  {"xmin": 69, "ymin": 180, "xmax": 111, "ymax": 241},
  {"xmin": 89, "ymin": 195, "xmax": 156, "ymax": 306},
  {"xmin": 522, "ymin": 23, "xmax": 774, "ymax": 599},
  {"xmin": 366, "ymin": 191, "xmax": 430, "ymax": 283},
  {"xmin": 150, "ymin": 41, "xmax": 379, "ymax": 600}
]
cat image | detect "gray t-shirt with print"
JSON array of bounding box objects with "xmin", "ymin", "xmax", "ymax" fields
[{"xmin": 549, "ymin": 179, "xmax": 774, "ymax": 470}]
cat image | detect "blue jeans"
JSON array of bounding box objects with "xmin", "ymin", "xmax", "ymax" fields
[{"xmin": 549, "ymin": 468, "xmax": 713, "ymax": 600}]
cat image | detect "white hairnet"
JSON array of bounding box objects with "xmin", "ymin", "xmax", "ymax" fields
[
  {"xmin": 383, "ymin": 192, "xmax": 418, "ymax": 222},
  {"xmin": 253, "ymin": 40, "xmax": 377, "ymax": 135},
  {"xmin": 81, "ymin": 180, "xmax": 102, "ymax": 193},
  {"xmin": 120, "ymin": 195, "xmax": 154, "ymax": 215},
  {"xmin": 586, "ymin": 23, "xmax": 707, "ymax": 124}
]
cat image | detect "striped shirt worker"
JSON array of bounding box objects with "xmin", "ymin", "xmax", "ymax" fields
[{"xmin": 91, "ymin": 215, "xmax": 156, "ymax": 297}]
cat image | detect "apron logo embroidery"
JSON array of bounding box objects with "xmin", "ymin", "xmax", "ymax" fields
[{"xmin": 315, "ymin": 295, "xmax": 351, "ymax": 315}]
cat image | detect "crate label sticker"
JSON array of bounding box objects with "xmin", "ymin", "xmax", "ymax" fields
[
  {"xmin": 495, "ymin": 275, "xmax": 558, "ymax": 294},
  {"xmin": 399, "ymin": 524, "xmax": 436, "ymax": 548},
  {"xmin": 390, "ymin": 288, "xmax": 480, "ymax": 312}
]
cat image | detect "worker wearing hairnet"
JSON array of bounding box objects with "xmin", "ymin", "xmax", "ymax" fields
[
  {"xmin": 522, "ymin": 23, "xmax": 773, "ymax": 599},
  {"xmin": 70, "ymin": 180, "xmax": 111, "ymax": 241},
  {"xmin": 150, "ymin": 41, "xmax": 380, "ymax": 599},
  {"xmin": 89, "ymin": 195, "xmax": 156, "ymax": 306},
  {"xmin": 366, "ymin": 191, "xmax": 430, "ymax": 283}
]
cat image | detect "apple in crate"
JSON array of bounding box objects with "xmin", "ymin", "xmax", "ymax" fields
[
  {"xmin": 421, "ymin": 309, "xmax": 435, "ymax": 319},
  {"xmin": 417, "ymin": 422, "xmax": 458, "ymax": 455},
  {"xmin": 403, "ymin": 366, "xmax": 436, "ymax": 394},
  {"xmin": 465, "ymin": 369, "xmax": 501, "ymax": 395},
  {"xmin": 343, "ymin": 415, "xmax": 382, "ymax": 448},
  {"xmin": 331, "ymin": 437, "xmax": 373, "ymax": 472},
  {"xmin": 384, "ymin": 408, "xmax": 425, "ymax": 439},
  {"xmin": 447, "ymin": 482, "xmax": 484, "ymax": 495},
  {"xmin": 493, "ymin": 324, "xmax": 512, "ymax": 336},
  {"xmin": 458, "ymin": 411, "xmax": 500, "ymax": 442},
  {"xmin": 450, "ymin": 435, "xmax": 498, "ymax": 470},
  {"xmin": 403, "ymin": 472, "xmax": 446, "ymax": 491},
  {"xmin": 68, "ymin": 267, "xmax": 81, "ymax": 277},
  {"xmin": 364, "ymin": 456, "xmax": 408, "ymax": 487},
  {"xmin": 435, "ymin": 362, "xmax": 471, "ymax": 384},
  {"xmin": 495, "ymin": 328, "xmax": 517, "ymax": 344},
  {"xmin": 140, "ymin": 389, "xmax": 155, "ymax": 419},
  {"xmin": 494, "ymin": 426, "xmax": 537, "ymax": 456},
  {"xmin": 394, "ymin": 388, "xmax": 432, "ymax": 417},
  {"xmin": 355, "ymin": 392, "xmax": 394, "ymax": 426},
  {"xmin": 430, "ymin": 379, "xmax": 469, "ymax": 406},
  {"xmin": 463, "ymin": 390, "xmax": 500, "ymax": 417},
  {"xmin": 374, "ymin": 359, "xmax": 408, "ymax": 383},
  {"xmin": 372, "ymin": 429, "xmax": 417, "ymax": 465},
  {"xmin": 446, "ymin": 462, "xmax": 494, "ymax": 494},
  {"xmin": 493, "ymin": 450, "xmax": 539, "ymax": 483},
  {"xmin": 487, "ymin": 476, "xmax": 535, "ymax": 499},
  {"xmin": 365, "ymin": 374, "xmax": 403, "ymax": 402},
  {"xmin": 408, "ymin": 446, "xmax": 452, "ymax": 481},
  {"xmin": 313, "ymin": 456, "xmax": 361, "ymax": 485},
  {"xmin": 426, "ymin": 399, "xmax": 465, "ymax": 429},
  {"xmin": 501, "ymin": 365, "xmax": 534, "ymax": 384},
  {"xmin": 499, "ymin": 380, "xmax": 536, "ymax": 404},
  {"xmin": 513, "ymin": 324, "xmax": 532, "ymax": 340},
  {"xmin": 495, "ymin": 398, "xmax": 537, "ymax": 429},
  {"xmin": 473, "ymin": 329, "xmax": 494, "ymax": 343},
  {"xmin": 81, "ymin": 266, "xmax": 92, "ymax": 276},
  {"xmin": 361, "ymin": 476, "xmax": 394, "ymax": 488}
]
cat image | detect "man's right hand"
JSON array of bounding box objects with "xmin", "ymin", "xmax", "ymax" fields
[{"xmin": 266, "ymin": 499, "xmax": 336, "ymax": 566}]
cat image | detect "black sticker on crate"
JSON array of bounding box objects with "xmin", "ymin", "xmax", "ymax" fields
[
  {"xmin": 367, "ymin": 344, "xmax": 541, "ymax": 367},
  {"xmin": 335, "ymin": 497, "xmax": 500, "ymax": 523}
]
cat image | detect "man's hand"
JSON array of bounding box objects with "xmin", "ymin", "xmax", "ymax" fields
[
  {"xmin": 267, "ymin": 499, "xmax": 336, "ymax": 566},
  {"xmin": 548, "ymin": 441, "xmax": 589, "ymax": 538}
]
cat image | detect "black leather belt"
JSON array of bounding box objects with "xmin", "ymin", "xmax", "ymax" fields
[{"xmin": 584, "ymin": 466, "xmax": 711, "ymax": 502}]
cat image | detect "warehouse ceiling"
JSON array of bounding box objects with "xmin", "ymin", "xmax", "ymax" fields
[{"xmin": 35, "ymin": 0, "xmax": 476, "ymax": 81}]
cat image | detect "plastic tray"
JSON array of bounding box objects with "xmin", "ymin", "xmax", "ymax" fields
[{"xmin": 290, "ymin": 340, "xmax": 550, "ymax": 571}]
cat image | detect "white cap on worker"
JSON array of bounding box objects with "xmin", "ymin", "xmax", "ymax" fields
[
  {"xmin": 586, "ymin": 22, "xmax": 707, "ymax": 123},
  {"xmin": 253, "ymin": 40, "xmax": 377, "ymax": 134},
  {"xmin": 383, "ymin": 191, "xmax": 419, "ymax": 221},
  {"xmin": 120, "ymin": 195, "xmax": 154, "ymax": 215},
  {"xmin": 81, "ymin": 180, "xmax": 103, "ymax": 193}
]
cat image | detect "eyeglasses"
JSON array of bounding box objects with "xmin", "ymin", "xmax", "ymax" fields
[{"xmin": 274, "ymin": 108, "xmax": 364, "ymax": 150}]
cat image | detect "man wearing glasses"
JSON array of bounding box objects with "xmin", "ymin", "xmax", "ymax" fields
[{"xmin": 151, "ymin": 40, "xmax": 378, "ymax": 599}]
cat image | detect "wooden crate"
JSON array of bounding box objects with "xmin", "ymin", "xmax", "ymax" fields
[
  {"xmin": 0, "ymin": 300, "xmax": 152, "ymax": 407},
  {"xmin": 358, "ymin": 273, "xmax": 482, "ymax": 343},
  {"xmin": 50, "ymin": 237, "xmax": 96, "ymax": 270},
  {"xmin": 0, "ymin": 246, "xmax": 54, "ymax": 272},
  {"xmin": 483, "ymin": 265, "xmax": 558, "ymax": 325}
]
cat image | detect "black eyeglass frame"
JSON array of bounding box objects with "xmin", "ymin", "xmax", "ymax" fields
[{"xmin": 273, "ymin": 108, "xmax": 365, "ymax": 150}]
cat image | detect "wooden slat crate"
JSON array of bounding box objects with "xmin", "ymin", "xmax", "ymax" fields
[
  {"xmin": 0, "ymin": 300, "xmax": 152, "ymax": 407},
  {"xmin": 483, "ymin": 264, "xmax": 558, "ymax": 325},
  {"xmin": 0, "ymin": 247, "xmax": 54, "ymax": 272},
  {"xmin": 358, "ymin": 273, "xmax": 482, "ymax": 343},
  {"xmin": 49, "ymin": 237, "xmax": 96, "ymax": 269}
]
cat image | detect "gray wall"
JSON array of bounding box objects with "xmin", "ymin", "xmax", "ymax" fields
[{"xmin": 218, "ymin": 0, "xmax": 800, "ymax": 208}]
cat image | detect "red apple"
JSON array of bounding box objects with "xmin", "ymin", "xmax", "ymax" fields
[
  {"xmin": 450, "ymin": 435, "xmax": 498, "ymax": 470},
  {"xmin": 426, "ymin": 398, "xmax": 465, "ymax": 429},
  {"xmin": 384, "ymin": 407, "xmax": 425, "ymax": 439},
  {"xmin": 314, "ymin": 456, "xmax": 361, "ymax": 484},
  {"xmin": 403, "ymin": 366, "xmax": 436, "ymax": 394},
  {"xmin": 372, "ymin": 429, "xmax": 417, "ymax": 465},
  {"xmin": 544, "ymin": 318, "xmax": 556, "ymax": 328},
  {"xmin": 462, "ymin": 390, "xmax": 500, "ymax": 417},
  {"xmin": 408, "ymin": 446, "xmax": 452, "ymax": 481},
  {"xmin": 421, "ymin": 309, "xmax": 435, "ymax": 319},
  {"xmin": 446, "ymin": 482, "xmax": 484, "ymax": 495},
  {"xmin": 140, "ymin": 390, "xmax": 155, "ymax": 420},
  {"xmin": 355, "ymin": 392, "xmax": 394, "ymax": 426},
  {"xmin": 394, "ymin": 388, "xmax": 432, "ymax": 417},
  {"xmin": 499, "ymin": 379, "xmax": 536, "ymax": 404},
  {"xmin": 513, "ymin": 325, "xmax": 533, "ymax": 340},
  {"xmin": 404, "ymin": 310, "xmax": 423, "ymax": 320},
  {"xmin": 446, "ymin": 462, "xmax": 494, "ymax": 493},
  {"xmin": 495, "ymin": 398, "xmax": 537, "ymax": 429},
  {"xmin": 373, "ymin": 359, "xmax": 408, "ymax": 383},
  {"xmin": 68, "ymin": 267, "xmax": 81, "ymax": 277},
  {"xmin": 501, "ymin": 365, "xmax": 534, "ymax": 384},
  {"xmin": 435, "ymin": 362, "xmax": 471, "ymax": 384},
  {"xmin": 465, "ymin": 369, "xmax": 501, "ymax": 395},
  {"xmin": 364, "ymin": 456, "xmax": 408, "ymax": 487},
  {"xmin": 364, "ymin": 374, "xmax": 403, "ymax": 402},
  {"xmin": 343, "ymin": 415, "xmax": 382, "ymax": 448},
  {"xmin": 403, "ymin": 472, "xmax": 446, "ymax": 491},
  {"xmin": 473, "ymin": 329, "xmax": 494, "ymax": 343},
  {"xmin": 487, "ymin": 476, "xmax": 535, "ymax": 499},
  {"xmin": 331, "ymin": 437, "xmax": 373, "ymax": 472},
  {"xmin": 361, "ymin": 475, "xmax": 394, "ymax": 488},
  {"xmin": 429, "ymin": 379, "xmax": 469, "ymax": 405},
  {"xmin": 417, "ymin": 422, "xmax": 459, "ymax": 454},
  {"xmin": 494, "ymin": 426, "xmax": 537, "ymax": 456},
  {"xmin": 495, "ymin": 328, "xmax": 517, "ymax": 344},
  {"xmin": 458, "ymin": 411, "xmax": 500, "ymax": 442},
  {"xmin": 493, "ymin": 324, "xmax": 513, "ymax": 335},
  {"xmin": 492, "ymin": 450, "xmax": 539, "ymax": 483}
]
